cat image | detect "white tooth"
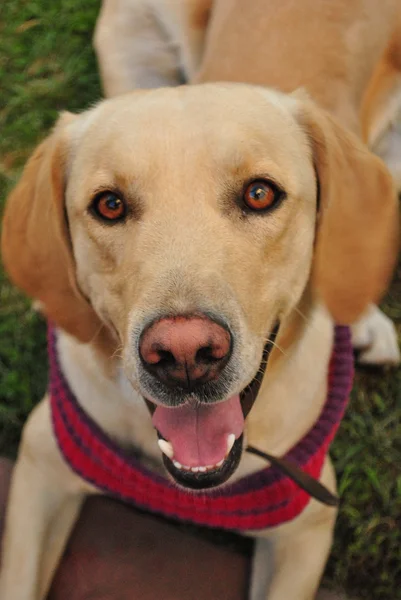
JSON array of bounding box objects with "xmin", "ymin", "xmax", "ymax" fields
[
  {"xmin": 205, "ymin": 465, "xmax": 214, "ymax": 470},
  {"xmin": 158, "ymin": 439, "xmax": 174, "ymax": 460},
  {"xmin": 227, "ymin": 433, "xmax": 236, "ymax": 454},
  {"xmin": 216, "ymin": 458, "xmax": 224, "ymax": 467},
  {"xmin": 191, "ymin": 466, "xmax": 200, "ymax": 473},
  {"xmin": 198, "ymin": 466, "xmax": 207, "ymax": 472},
  {"xmin": 173, "ymin": 460, "xmax": 182, "ymax": 469}
]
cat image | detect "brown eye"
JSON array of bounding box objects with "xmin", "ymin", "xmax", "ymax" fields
[
  {"xmin": 243, "ymin": 180, "xmax": 279, "ymax": 211},
  {"xmin": 92, "ymin": 192, "xmax": 126, "ymax": 221}
]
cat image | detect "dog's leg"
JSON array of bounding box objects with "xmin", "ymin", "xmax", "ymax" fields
[
  {"xmin": 250, "ymin": 459, "xmax": 337, "ymax": 600},
  {"xmin": 94, "ymin": 0, "xmax": 210, "ymax": 97},
  {"xmin": 94, "ymin": 0, "xmax": 182, "ymax": 96},
  {"xmin": 362, "ymin": 61, "xmax": 401, "ymax": 193},
  {"xmin": 249, "ymin": 538, "xmax": 274, "ymax": 600},
  {"xmin": 371, "ymin": 104, "xmax": 401, "ymax": 193},
  {"xmin": 361, "ymin": 21, "xmax": 401, "ymax": 193},
  {"xmin": 162, "ymin": 0, "xmax": 212, "ymax": 78},
  {"xmin": 0, "ymin": 400, "xmax": 86, "ymax": 600},
  {"xmin": 351, "ymin": 304, "xmax": 400, "ymax": 365}
]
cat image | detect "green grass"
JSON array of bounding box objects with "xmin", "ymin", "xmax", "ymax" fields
[
  {"xmin": 327, "ymin": 297, "xmax": 401, "ymax": 597},
  {"xmin": 0, "ymin": 1, "xmax": 400, "ymax": 598},
  {"xmin": 0, "ymin": 0, "xmax": 102, "ymax": 455}
]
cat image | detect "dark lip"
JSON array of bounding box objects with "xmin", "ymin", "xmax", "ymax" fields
[
  {"xmin": 240, "ymin": 323, "xmax": 279, "ymax": 418},
  {"xmin": 150, "ymin": 325, "xmax": 279, "ymax": 490}
]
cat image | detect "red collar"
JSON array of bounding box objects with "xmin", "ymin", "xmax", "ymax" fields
[{"xmin": 49, "ymin": 326, "xmax": 353, "ymax": 531}]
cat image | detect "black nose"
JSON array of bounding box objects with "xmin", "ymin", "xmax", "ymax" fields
[{"xmin": 139, "ymin": 314, "xmax": 232, "ymax": 389}]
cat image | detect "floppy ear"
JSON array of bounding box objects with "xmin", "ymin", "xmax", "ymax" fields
[
  {"xmin": 297, "ymin": 98, "xmax": 399, "ymax": 324},
  {"xmin": 1, "ymin": 113, "xmax": 102, "ymax": 342}
]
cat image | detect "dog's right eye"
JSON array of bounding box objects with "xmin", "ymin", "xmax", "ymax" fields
[
  {"xmin": 243, "ymin": 180, "xmax": 281, "ymax": 212},
  {"xmin": 91, "ymin": 191, "xmax": 127, "ymax": 222}
]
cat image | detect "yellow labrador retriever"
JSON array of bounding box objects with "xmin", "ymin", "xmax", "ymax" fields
[
  {"xmin": 0, "ymin": 82, "xmax": 398, "ymax": 599},
  {"xmin": 1, "ymin": 2, "xmax": 400, "ymax": 598},
  {"xmin": 94, "ymin": 0, "xmax": 401, "ymax": 365}
]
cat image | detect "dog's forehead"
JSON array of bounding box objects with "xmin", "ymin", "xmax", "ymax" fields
[{"xmin": 76, "ymin": 85, "xmax": 308, "ymax": 162}]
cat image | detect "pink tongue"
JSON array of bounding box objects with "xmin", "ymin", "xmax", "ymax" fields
[{"xmin": 152, "ymin": 395, "xmax": 244, "ymax": 467}]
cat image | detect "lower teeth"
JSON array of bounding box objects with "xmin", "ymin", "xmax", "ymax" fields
[{"xmin": 172, "ymin": 460, "xmax": 225, "ymax": 473}]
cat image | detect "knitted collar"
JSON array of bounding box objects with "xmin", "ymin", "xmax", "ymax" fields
[{"xmin": 50, "ymin": 325, "xmax": 353, "ymax": 531}]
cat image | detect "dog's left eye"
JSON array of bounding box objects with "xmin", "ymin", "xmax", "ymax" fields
[
  {"xmin": 91, "ymin": 191, "xmax": 127, "ymax": 222},
  {"xmin": 243, "ymin": 180, "xmax": 282, "ymax": 212}
]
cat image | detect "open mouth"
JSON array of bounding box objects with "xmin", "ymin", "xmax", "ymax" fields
[{"xmin": 149, "ymin": 328, "xmax": 278, "ymax": 490}]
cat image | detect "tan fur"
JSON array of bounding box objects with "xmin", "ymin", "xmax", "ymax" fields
[
  {"xmin": 361, "ymin": 17, "xmax": 401, "ymax": 146},
  {"xmin": 1, "ymin": 114, "xmax": 104, "ymax": 344},
  {"xmin": 299, "ymin": 98, "xmax": 398, "ymax": 323},
  {"xmin": 190, "ymin": 0, "xmax": 211, "ymax": 30},
  {"xmin": 1, "ymin": 2, "xmax": 400, "ymax": 600}
]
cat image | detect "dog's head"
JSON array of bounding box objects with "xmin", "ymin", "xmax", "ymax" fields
[{"xmin": 2, "ymin": 84, "xmax": 397, "ymax": 488}]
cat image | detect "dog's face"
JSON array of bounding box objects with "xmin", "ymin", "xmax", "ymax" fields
[
  {"xmin": 66, "ymin": 86, "xmax": 317, "ymax": 487},
  {"xmin": 2, "ymin": 84, "xmax": 397, "ymax": 489}
]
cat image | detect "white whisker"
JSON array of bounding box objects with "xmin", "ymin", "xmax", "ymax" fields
[{"xmin": 262, "ymin": 336, "xmax": 288, "ymax": 358}]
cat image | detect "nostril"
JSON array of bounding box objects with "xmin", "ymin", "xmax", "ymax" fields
[
  {"xmin": 143, "ymin": 347, "xmax": 176, "ymax": 367},
  {"xmin": 154, "ymin": 349, "xmax": 176, "ymax": 367},
  {"xmin": 140, "ymin": 341, "xmax": 170, "ymax": 366},
  {"xmin": 196, "ymin": 345, "xmax": 224, "ymax": 364}
]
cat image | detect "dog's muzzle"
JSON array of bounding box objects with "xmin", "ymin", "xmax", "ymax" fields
[{"xmin": 142, "ymin": 317, "xmax": 279, "ymax": 490}]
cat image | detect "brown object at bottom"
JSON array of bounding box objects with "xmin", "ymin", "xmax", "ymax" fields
[
  {"xmin": 0, "ymin": 459, "xmax": 249, "ymax": 600},
  {"xmin": 48, "ymin": 496, "xmax": 250, "ymax": 600}
]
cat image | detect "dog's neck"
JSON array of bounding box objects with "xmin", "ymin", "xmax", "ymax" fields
[{"xmin": 56, "ymin": 302, "xmax": 334, "ymax": 481}]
